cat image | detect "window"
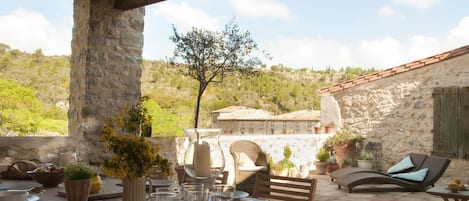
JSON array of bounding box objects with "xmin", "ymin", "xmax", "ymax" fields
[{"xmin": 433, "ymin": 86, "xmax": 469, "ymax": 159}]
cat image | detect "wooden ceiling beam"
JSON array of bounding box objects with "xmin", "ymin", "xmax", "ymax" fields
[{"xmin": 114, "ymin": 0, "xmax": 165, "ymax": 11}]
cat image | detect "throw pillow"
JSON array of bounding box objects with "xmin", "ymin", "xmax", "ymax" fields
[
  {"xmin": 237, "ymin": 152, "xmax": 256, "ymax": 167},
  {"xmin": 391, "ymin": 168, "xmax": 429, "ymax": 182},
  {"xmin": 387, "ymin": 156, "xmax": 414, "ymax": 174}
]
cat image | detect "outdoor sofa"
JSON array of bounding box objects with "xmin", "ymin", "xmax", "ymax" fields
[
  {"xmin": 329, "ymin": 152, "xmax": 428, "ymax": 182},
  {"xmin": 334, "ymin": 154, "xmax": 450, "ymax": 193}
]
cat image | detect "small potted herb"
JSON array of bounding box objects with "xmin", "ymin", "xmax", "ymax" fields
[
  {"xmin": 314, "ymin": 148, "xmax": 330, "ymax": 175},
  {"xmin": 326, "ymin": 155, "xmax": 340, "ymax": 173},
  {"xmin": 357, "ymin": 151, "xmax": 374, "ymax": 169},
  {"xmin": 64, "ymin": 163, "xmax": 97, "ymax": 201}
]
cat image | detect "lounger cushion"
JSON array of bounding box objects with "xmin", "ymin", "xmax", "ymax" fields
[
  {"xmin": 387, "ymin": 156, "xmax": 414, "ymax": 174},
  {"xmin": 391, "ymin": 168, "xmax": 429, "ymax": 182}
]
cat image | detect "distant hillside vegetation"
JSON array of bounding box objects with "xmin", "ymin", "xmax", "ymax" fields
[{"xmin": 0, "ymin": 43, "xmax": 376, "ymax": 136}]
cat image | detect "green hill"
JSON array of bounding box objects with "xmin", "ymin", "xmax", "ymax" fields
[{"xmin": 0, "ymin": 43, "xmax": 376, "ymax": 136}]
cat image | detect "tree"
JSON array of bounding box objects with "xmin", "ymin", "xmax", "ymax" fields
[{"xmin": 170, "ymin": 21, "xmax": 261, "ymax": 128}]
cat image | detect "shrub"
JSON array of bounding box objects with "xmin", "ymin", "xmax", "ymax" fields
[
  {"xmin": 323, "ymin": 129, "xmax": 364, "ymax": 152},
  {"xmin": 0, "ymin": 79, "xmax": 43, "ymax": 134},
  {"xmin": 315, "ymin": 148, "xmax": 330, "ymax": 162}
]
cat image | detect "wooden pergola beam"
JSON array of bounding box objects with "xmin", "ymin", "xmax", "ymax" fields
[{"xmin": 114, "ymin": 0, "xmax": 165, "ymax": 10}]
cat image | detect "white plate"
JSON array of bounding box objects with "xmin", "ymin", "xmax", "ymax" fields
[
  {"xmin": 27, "ymin": 195, "xmax": 40, "ymax": 201},
  {"xmin": 238, "ymin": 198, "xmax": 261, "ymax": 201},
  {"xmin": 233, "ymin": 191, "xmax": 249, "ymax": 199}
]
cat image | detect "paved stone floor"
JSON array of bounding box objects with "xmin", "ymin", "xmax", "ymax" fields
[{"xmin": 313, "ymin": 174, "xmax": 459, "ymax": 201}]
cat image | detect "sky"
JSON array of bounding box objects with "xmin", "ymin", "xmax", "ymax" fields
[{"xmin": 1, "ymin": 0, "xmax": 469, "ymax": 70}]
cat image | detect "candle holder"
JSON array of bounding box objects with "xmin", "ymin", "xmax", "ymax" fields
[{"xmin": 183, "ymin": 128, "xmax": 225, "ymax": 183}]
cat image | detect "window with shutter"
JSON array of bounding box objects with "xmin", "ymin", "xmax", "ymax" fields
[{"xmin": 433, "ymin": 86, "xmax": 469, "ymax": 159}]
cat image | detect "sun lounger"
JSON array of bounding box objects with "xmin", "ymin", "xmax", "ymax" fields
[
  {"xmin": 329, "ymin": 153, "xmax": 428, "ymax": 182},
  {"xmin": 334, "ymin": 155, "xmax": 450, "ymax": 193}
]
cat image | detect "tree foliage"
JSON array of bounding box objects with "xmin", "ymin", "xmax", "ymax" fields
[
  {"xmin": 0, "ymin": 79, "xmax": 43, "ymax": 134},
  {"xmin": 0, "ymin": 42, "xmax": 377, "ymax": 136},
  {"xmin": 170, "ymin": 21, "xmax": 261, "ymax": 128}
]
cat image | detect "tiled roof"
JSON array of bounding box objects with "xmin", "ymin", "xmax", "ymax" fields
[
  {"xmin": 212, "ymin": 106, "xmax": 250, "ymax": 113},
  {"xmin": 272, "ymin": 110, "xmax": 320, "ymax": 121},
  {"xmin": 216, "ymin": 107, "xmax": 273, "ymax": 120},
  {"xmin": 213, "ymin": 106, "xmax": 320, "ymax": 121},
  {"xmin": 319, "ymin": 45, "xmax": 469, "ymax": 95}
]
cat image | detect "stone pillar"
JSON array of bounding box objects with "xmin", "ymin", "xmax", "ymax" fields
[
  {"xmin": 320, "ymin": 95, "xmax": 342, "ymax": 129},
  {"xmin": 69, "ymin": 0, "xmax": 144, "ymax": 161}
]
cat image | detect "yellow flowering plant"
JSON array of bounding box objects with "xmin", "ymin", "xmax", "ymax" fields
[{"xmin": 101, "ymin": 99, "xmax": 172, "ymax": 179}]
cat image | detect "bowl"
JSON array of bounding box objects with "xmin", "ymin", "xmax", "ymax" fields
[
  {"xmin": 27, "ymin": 171, "xmax": 65, "ymax": 188},
  {"xmin": 0, "ymin": 191, "xmax": 29, "ymax": 201}
]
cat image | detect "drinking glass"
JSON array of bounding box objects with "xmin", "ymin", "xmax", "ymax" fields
[
  {"xmin": 154, "ymin": 186, "xmax": 181, "ymax": 200},
  {"xmin": 150, "ymin": 191, "xmax": 177, "ymax": 201},
  {"xmin": 211, "ymin": 184, "xmax": 235, "ymax": 201},
  {"xmin": 182, "ymin": 182, "xmax": 207, "ymax": 201}
]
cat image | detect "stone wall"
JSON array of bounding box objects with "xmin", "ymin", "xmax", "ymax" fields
[
  {"xmin": 69, "ymin": 0, "xmax": 144, "ymax": 161},
  {"xmin": 0, "ymin": 134, "xmax": 330, "ymax": 184},
  {"xmin": 323, "ymin": 54, "xmax": 469, "ymax": 171}
]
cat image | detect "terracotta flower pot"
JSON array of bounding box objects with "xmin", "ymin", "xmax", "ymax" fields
[
  {"xmin": 314, "ymin": 162, "xmax": 328, "ymax": 175},
  {"xmin": 64, "ymin": 179, "xmax": 91, "ymax": 201},
  {"xmin": 324, "ymin": 126, "xmax": 335, "ymax": 133},
  {"xmin": 326, "ymin": 163, "xmax": 340, "ymax": 174},
  {"xmin": 334, "ymin": 143, "xmax": 358, "ymax": 168},
  {"xmin": 314, "ymin": 127, "xmax": 322, "ymax": 134}
]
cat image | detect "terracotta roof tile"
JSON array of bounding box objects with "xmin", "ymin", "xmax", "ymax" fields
[{"xmin": 319, "ymin": 45, "xmax": 469, "ymax": 95}]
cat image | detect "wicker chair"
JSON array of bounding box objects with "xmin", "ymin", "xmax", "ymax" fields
[{"xmin": 230, "ymin": 140, "xmax": 270, "ymax": 194}]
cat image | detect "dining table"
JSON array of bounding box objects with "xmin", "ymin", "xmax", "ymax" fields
[
  {"xmin": 0, "ymin": 177, "xmax": 123, "ymax": 201},
  {"xmin": 0, "ymin": 177, "xmax": 263, "ymax": 201},
  {"xmin": 426, "ymin": 186, "xmax": 469, "ymax": 201}
]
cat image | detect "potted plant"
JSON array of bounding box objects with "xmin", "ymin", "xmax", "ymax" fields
[
  {"xmin": 326, "ymin": 156, "xmax": 340, "ymax": 174},
  {"xmin": 101, "ymin": 101, "xmax": 172, "ymax": 201},
  {"xmin": 357, "ymin": 151, "xmax": 374, "ymax": 169},
  {"xmin": 314, "ymin": 148, "xmax": 330, "ymax": 175},
  {"xmin": 342, "ymin": 158, "xmax": 353, "ymax": 168},
  {"xmin": 323, "ymin": 129, "xmax": 364, "ymax": 168},
  {"xmin": 63, "ymin": 163, "xmax": 97, "ymax": 201},
  {"xmin": 313, "ymin": 122, "xmax": 322, "ymax": 134},
  {"xmin": 274, "ymin": 145, "xmax": 296, "ymax": 176},
  {"xmin": 324, "ymin": 122, "xmax": 336, "ymax": 133}
]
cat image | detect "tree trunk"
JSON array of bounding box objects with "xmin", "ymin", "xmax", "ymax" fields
[{"xmin": 194, "ymin": 82, "xmax": 207, "ymax": 128}]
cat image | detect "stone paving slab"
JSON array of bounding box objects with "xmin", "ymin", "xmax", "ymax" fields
[{"xmin": 312, "ymin": 174, "xmax": 461, "ymax": 201}]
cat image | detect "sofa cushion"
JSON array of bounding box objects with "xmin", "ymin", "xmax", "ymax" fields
[
  {"xmin": 237, "ymin": 152, "xmax": 256, "ymax": 167},
  {"xmin": 238, "ymin": 166, "xmax": 268, "ymax": 171},
  {"xmin": 391, "ymin": 168, "xmax": 429, "ymax": 182},
  {"xmin": 387, "ymin": 156, "xmax": 415, "ymax": 174}
]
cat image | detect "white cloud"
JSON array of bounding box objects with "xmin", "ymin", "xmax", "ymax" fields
[
  {"xmin": 392, "ymin": 0, "xmax": 441, "ymax": 10},
  {"xmin": 228, "ymin": 0, "xmax": 293, "ymax": 21},
  {"xmin": 0, "ymin": 8, "xmax": 71, "ymax": 55},
  {"xmin": 152, "ymin": 1, "xmax": 222, "ymax": 32},
  {"xmin": 265, "ymin": 36, "xmax": 352, "ymax": 70},
  {"xmin": 377, "ymin": 5, "xmax": 397, "ymax": 17},
  {"xmin": 445, "ymin": 16, "xmax": 469, "ymax": 49},
  {"xmin": 357, "ymin": 37, "xmax": 403, "ymax": 68},
  {"xmin": 409, "ymin": 35, "xmax": 441, "ymax": 58}
]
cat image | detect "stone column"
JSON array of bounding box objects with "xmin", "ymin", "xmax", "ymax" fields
[{"xmin": 69, "ymin": 0, "xmax": 144, "ymax": 161}]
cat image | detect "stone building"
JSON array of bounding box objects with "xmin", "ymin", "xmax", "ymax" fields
[
  {"xmin": 211, "ymin": 106, "xmax": 321, "ymax": 135},
  {"xmin": 319, "ymin": 45, "xmax": 469, "ymax": 172}
]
